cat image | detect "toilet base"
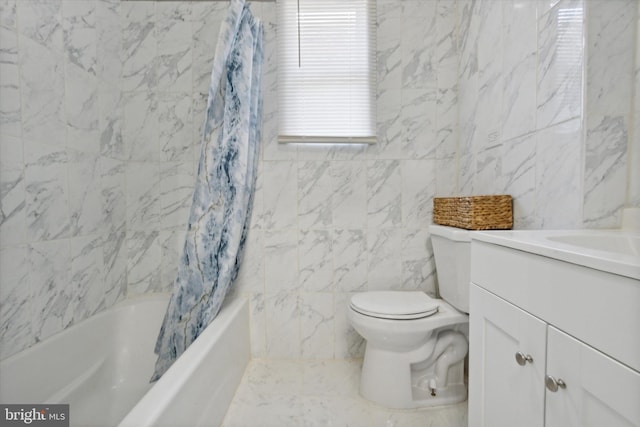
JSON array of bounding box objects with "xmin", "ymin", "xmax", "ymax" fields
[
  {"xmin": 361, "ymin": 387, "xmax": 467, "ymax": 409},
  {"xmin": 360, "ymin": 356, "xmax": 467, "ymax": 409},
  {"xmin": 359, "ymin": 330, "xmax": 468, "ymax": 409},
  {"xmin": 407, "ymin": 382, "xmax": 467, "ymax": 408}
]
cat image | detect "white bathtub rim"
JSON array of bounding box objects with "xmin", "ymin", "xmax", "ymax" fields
[
  {"xmin": 112, "ymin": 293, "xmax": 171, "ymax": 309},
  {"xmin": 0, "ymin": 294, "xmax": 171, "ymax": 366},
  {"xmin": 117, "ymin": 295, "xmax": 249, "ymax": 427},
  {"xmin": 0, "ymin": 294, "xmax": 171, "ymax": 413},
  {"xmin": 1, "ymin": 293, "xmax": 248, "ymax": 427}
]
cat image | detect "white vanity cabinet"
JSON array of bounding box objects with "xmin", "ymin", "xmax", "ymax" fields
[
  {"xmin": 468, "ymin": 237, "xmax": 640, "ymax": 427},
  {"xmin": 469, "ymin": 285, "xmax": 546, "ymax": 427},
  {"xmin": 545, "ymin": 326, "xmax": 640, "ymax": 427}
]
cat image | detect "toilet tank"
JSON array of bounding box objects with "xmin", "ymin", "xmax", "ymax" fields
[{"xmin": 429, "ymin": 225, "xmax": 471, "ymax": 313}]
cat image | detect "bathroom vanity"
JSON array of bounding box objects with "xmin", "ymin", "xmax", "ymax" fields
[{"xmin": 467, "ymin": 230, "xmax": 640, "ymax": 427}]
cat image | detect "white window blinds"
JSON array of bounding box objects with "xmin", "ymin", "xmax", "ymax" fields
[{"xmin": 277, "ymin": 0, "xmax": 377, "ymax": 144}]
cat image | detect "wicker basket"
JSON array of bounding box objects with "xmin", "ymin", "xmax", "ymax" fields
[{"xmin": 433, "ymin": 195, "xmax": 513, "ymax": 230}]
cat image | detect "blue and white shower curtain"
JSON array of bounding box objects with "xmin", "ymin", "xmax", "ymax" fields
[{"xmin": 152, "ymin": 0, "xmax": 263, "ymax": 381}]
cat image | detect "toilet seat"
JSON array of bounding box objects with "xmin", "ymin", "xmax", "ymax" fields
[{"xmin": 350, "ymin": 291, "xmax": 439, "ymax": 320}]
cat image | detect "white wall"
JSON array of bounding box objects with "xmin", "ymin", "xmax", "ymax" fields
[
  {"xmin": 0, "ymin": 0, "xmax": 126, "ymax": 360},
  {"xmin": 2, "ymin": 0, "xmax": 638, "ymax": 362},
  {"xmin": 113, "ymin": 0, "xmax": 458, "ymax": 360},
  {"xmin": 584, "ymin": 0, "xmax": 636, "ymax": 227},
  {"xmin": 0, "ymin": 0, "xmax": 455, "ymax": 361},
  {"xmin": 237, "ymin": 0, "xmax": 458, "ymax": 359},
  {"xmin": 631, "ymin": 0, "xmax": 640, "ymax": 207},
  {"xmin": 451, "ymin": 0, "xmax": 638, "ymax": 229}
]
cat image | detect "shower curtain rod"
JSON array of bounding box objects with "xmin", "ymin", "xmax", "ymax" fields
[{"xmin": 121, "ymin": 0, "xmax": 275, "ymax": 2}]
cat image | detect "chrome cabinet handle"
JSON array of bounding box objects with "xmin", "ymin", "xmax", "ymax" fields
[
  {"xmin": 545, "ymin": 375, "xmax": 567, "ymax": 392},
  {"xmin": 515, "ymin": 352, "xmax": 533, "ymax": 366}
]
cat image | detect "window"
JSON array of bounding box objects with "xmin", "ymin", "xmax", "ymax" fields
[{"xmin": 277, "ymin": 0, "xmax": 377, "ymax": 144}]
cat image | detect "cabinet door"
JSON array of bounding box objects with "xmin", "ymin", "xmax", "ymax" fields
[
  {"xmin": 469, "ymin": 284, "xmax": 547, "ymax": 427},
  {"xmin": 545, "ymin": 326, "xmax": 640, "ymax": 427}
]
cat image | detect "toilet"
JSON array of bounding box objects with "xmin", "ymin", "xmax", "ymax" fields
[{"xmin": 348, "ymin": 224, "xmax": 471, "ymax": 409}]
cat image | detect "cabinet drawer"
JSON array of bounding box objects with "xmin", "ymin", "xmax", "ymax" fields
[{"xmin": 471, "ymin": 240, "xmax": 640, "ymax": 372}]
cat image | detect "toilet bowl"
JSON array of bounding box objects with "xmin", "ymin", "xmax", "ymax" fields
[{"xmin": 348, "ymin": 224, "xmax": 471, "ymax": 409}]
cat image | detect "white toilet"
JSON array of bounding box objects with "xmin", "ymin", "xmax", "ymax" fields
[{"xmin": 348, "ymin": 224, "xmax": 471, "ymax": 409}]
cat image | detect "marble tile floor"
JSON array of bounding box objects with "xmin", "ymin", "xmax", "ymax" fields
[{"xmin": 221, "ymin": 359, "xmax": 468, "ymax": 427}]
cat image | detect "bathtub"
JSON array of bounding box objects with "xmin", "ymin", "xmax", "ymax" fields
[{"xmin": 0, "ymin": 294, "xmax": 250, "ymax": 427}]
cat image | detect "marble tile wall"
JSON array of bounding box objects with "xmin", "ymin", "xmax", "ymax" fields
[
  {"xmin": 630, "ymin": 0, "xmax": 640, "ymax": 208},
  {"xmin": 583, "ymin": 0, "xmax": 636, "ymax": 227},
  {"xmin": 3, "ymin": 0, "xmax": 638, "ymax": 363},
  {"xmin": 118, "ymin": 0, "xmax": 218, "ymax": 298},
  {"xmin": 0, "ymin": 0, "xmax": 210, "ymax": 360},
  {"xmin": 231, "ymin": 0, "xmax": 458, "ymax": 360},
  {"xmin": 10, "ymin": 0, "xmax": 451, "ymax": 361},
  {"xmin": 452, "ymin": 0, "xmax": 638, "ymax": 229},
  {"xmin": 94, "ymin": 0, "xmax": 457, "ymax": 360},
  {"xmin": 0, "ymin": 0, "xmax": 127, "ymax": 360}
]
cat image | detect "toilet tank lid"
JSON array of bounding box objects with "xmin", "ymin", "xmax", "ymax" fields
[
  {"xmin": 429, "ymin": 224, "xmax": 471, "ymax": 242},
  {"xmin": 350, "ymin": 292, "xmax": 438, "ymax": 317}
]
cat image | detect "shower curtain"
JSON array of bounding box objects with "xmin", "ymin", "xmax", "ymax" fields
[{"xmin": 152, "ymin": 0, "xmax": 263, "ymax": 381}]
